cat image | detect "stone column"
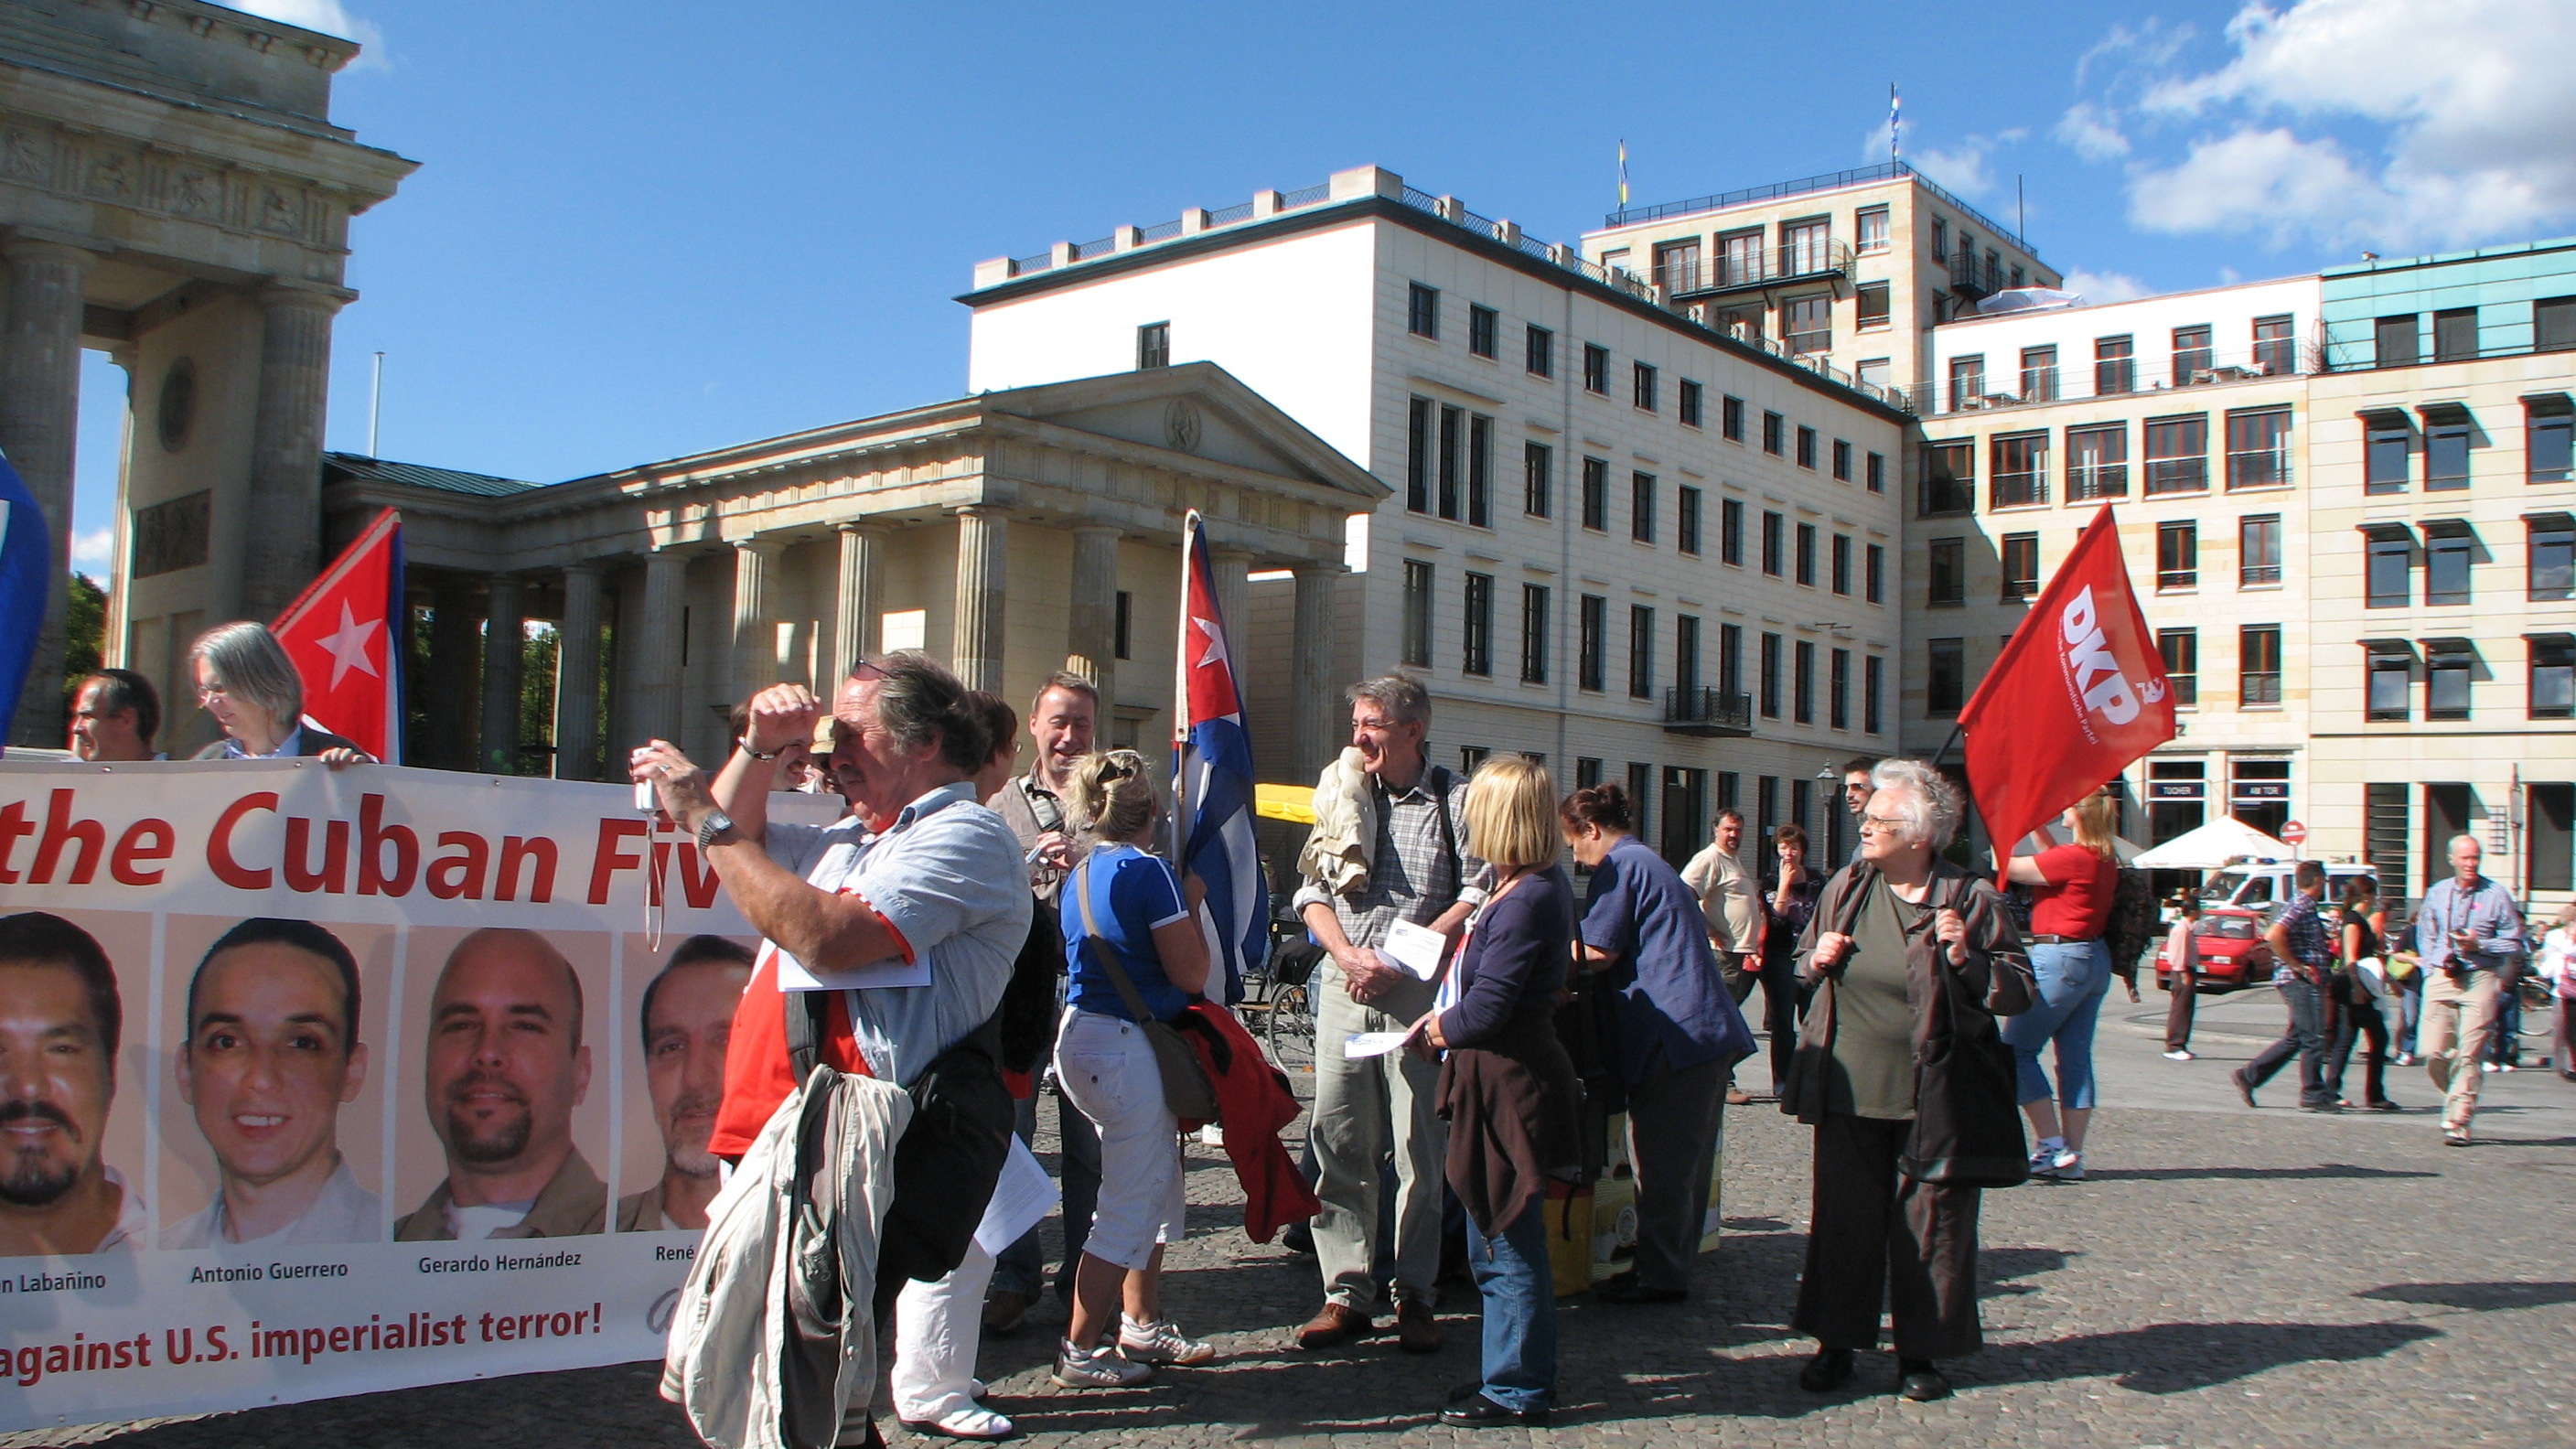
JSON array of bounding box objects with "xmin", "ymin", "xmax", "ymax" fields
[
  {"xmin": 427, "ymin": 578, "xmax": 483, "ymax": 770},
  {"xmin": 1213, "ymin": 548, "xmax": 1254, "ymax": 671},
  {"xmin": 553, "ymin": 564, "xmax": 605, "ymax": 779},
  {"xmin": 634, "ymin": 549, "xmax": 689, "ymax": 745},
  {"xmin": 951, "ymin": 505, "xmax": 1007, "ymax": 692},
  {"xmin": 1291, "ymin": 562, "xmax": 1343, "ymax": 780},
  {"xmin": 0, "ymin": 238, "xmax": 91, "ymax": 747},
  {"xmin": 1068, "ymin": 523, "xmax": 1120, "ymax": 703},
  {"xmin": 729, "ymin": 536, "xmax": 782, "ymax": 708},
  {"xmin": 480, "ymin": 576, "xmax": 525, "ymax": 775},
  {"xmin": 244, "ymin": 282, "xmax": 349, "ymax": 621},
  {"xmin": 832, "ymin": 521, "xmax": 886, "ymax": 678}
]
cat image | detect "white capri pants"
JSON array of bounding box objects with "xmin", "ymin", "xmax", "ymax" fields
[{"xmin": 1053, "ymin": 1006, "xmax": 1185, "ymax": 1271}]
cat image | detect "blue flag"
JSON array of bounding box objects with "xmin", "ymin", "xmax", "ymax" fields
[
  {"xmin": 1175, "ymin": 510, "xmax": 1269, "ymax": 1005},
  {"xmin": 0, "ymin": 449, "xmax": 50, "ymax": 746}
]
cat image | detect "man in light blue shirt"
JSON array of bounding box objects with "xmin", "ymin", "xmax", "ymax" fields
[{"xmin": 2412, "ymin": 833, "xmax": 2527, "ymax": 1144}]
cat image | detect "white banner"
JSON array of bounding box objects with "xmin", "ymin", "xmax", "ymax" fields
[{"xmin": 0, "ymin": 759, "xmax": 822, "ymax": 1430}]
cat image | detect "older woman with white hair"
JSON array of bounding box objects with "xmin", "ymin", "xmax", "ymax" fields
[
  {"xmin": 1780, "ymin": 758, "xmax": 2032, "ymax": 1404},
  {"xmin": 186, "ymin": 622, "xmax": 370, "ymax": 762}
]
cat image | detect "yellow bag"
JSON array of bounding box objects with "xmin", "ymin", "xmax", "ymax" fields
[{"xmin": 1542, "ymin": 1179, "xmax": 1594, "ymax": 1297}]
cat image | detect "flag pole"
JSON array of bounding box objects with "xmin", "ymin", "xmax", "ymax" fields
[{"xmin": 1172, "ymin": 510, "xmax": 1197, "ymax": 858}]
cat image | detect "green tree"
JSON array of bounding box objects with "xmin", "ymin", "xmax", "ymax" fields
[
  {"xmin": 518, "ymin": 622, "xmax": 559, "ymax": 776},
  {"xmin": 62, "ymin": 573, "xmax": 105, "ymax": 688}
]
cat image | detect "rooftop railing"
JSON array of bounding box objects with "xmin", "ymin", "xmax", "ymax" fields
[
  {"xmin": 1655, "ymin": 239, "xmax": 1854, "ymax": 297},
  {"xmin": 1913, "ymin": 345, "xmax": 2315, "ymax": 415},
  {"xmin": 1603, "ymin": 159, "xmax": 2039, "ymax": 260}
]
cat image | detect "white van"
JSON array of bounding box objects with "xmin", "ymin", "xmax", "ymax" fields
[{"xmin": 2196, "ymin": 860, "xmax": 2379, "ymax": 916}]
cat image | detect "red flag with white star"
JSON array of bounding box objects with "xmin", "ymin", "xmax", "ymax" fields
[{"xmin": 271, "ymin": 508, "xmax": 404, "ymax": 763}]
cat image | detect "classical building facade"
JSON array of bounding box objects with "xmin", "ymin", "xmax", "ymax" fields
[{"xmin": 0, "ymin": 0, "xmax": 414, "ymax": 745}]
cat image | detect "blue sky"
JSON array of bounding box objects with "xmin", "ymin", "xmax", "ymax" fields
[{"xmin": 65, "ymin": 0, "xmax": 2576, "ymax": 569}]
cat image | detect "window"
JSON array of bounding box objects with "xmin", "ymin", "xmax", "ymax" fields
[
  {"xmin": 2532, "ymin": 638, "xmax": 2575, "ymax": 719},
  {"xmin": 1628, "ymin": 763, "xmax": 1653, "ymax": 844},
  {"xmin": 2226, "ymin": 408, "xmax": 2292, "ymax": 488},
  {"xmin": 1831, "ymin": 532, "xmax": 1852, "ymax": 596},
  {"xmin": 1678, "ymin": 486, "xmax": 1702, "ymax": 555},
  {"xmin": 2020, "ymin": 345, "xmax": 2059, "ymax": 402},
  {"xmin": 1582, "ymin": 456, "xmax": 1610, "ymax": 531},
  {"xmin": 2159, "ymin": 629, "xmax": 2198, "ymax": 707},
  {"xmin": 1526, "ymin": 324, "xmax": 1555, "ymax": 377},
  {"xmin": 2144, "ymin": 414, "xmax": 2209, "ymax": 495},
  {"xmin": 1795, "ymin": 521, "xmax": 1817, "ymax": 585},
  {"xmin": 1631, "ymin": 473, "xmax": 1657, "ymax": 543},
  {"xmin": 1722, "ymin": 394, "xmax": 1745, "ymax": 442},
  {"xmin": 2066, "ymin": 424, "xmax": 2129, "ymax": 499},
  {"xmin": 1865, "ymin": 542, "xmax": 1885, "ymax": 603},
  {"xmin": 1948, "ymin": 355, "xmax": 1986, "ymax": 410},
  {"xmin": 1927, "ymin": 537, "xmax": 1966, "ymax": 606},
  {"xmin": 1628, "ymin": 606, "xmax": 1655, "ymax": 699},
  {"xmin": 1858, "ymin": 357, "xmax": 1892, "ymax": 391},
  {"xmin": 2427, "ymin": 641, "xmax": 2473, "ymax": 720},
  {"xmin": 2375, "ymin": 314, "xmax": 2417, "ymax": 368},
  {"xmin": 2239, "ymin": 625, "xmax": 2282, "ymax": 707},
  {"xmin": 1794, "ymin": 640, "xmax": 1816, "ymax": 724},
  {"xmin": 1857, "ymin": 206, "xmax": 1890, "ymax": 252},
  {"xmin": 1922, "ymin": 440, "xmax": 1974, "ymax": 514},
  {"xmin": 2532, "ymin": 780, "xmax": 2575, "ymax": 889},
  {"xmin": 2532, "ymin": 518, "xmax": 2574, "ymax": 600},
  {"xmin": 2172, "ymin": 324, "xmax": 2213, "ymax": 385},
  {"xmin": 1466, "ymin": 413, "xmax": 1493, "ymax": 527},
  {"xmin": 1633, "ymin": 363, "xmax": 1658, "ymax": 412},
  {"xmin": 2539, "ymin": 296, "xmax": 2576, "ymax": 353},
  {"xmin": 2433, "ymin": 307, "xmax": 2478, "ymax": 363},
  {"xmin": 1578, "ymin": 595, "xmax": 1607, "ymax": 692},
  {"xmin": 2366, "ymin": 416, "xmax": 2411, "ymax": 493},
  {"xmin": 1762, "ymin": 411, "xmax": 1786, "ymax": 456},
  {"xmin": 2253, "ymin": 314, "xmax": 2296, "ymax": 374},
  {"xmin": 2158, "ymin": 521, "xmax": 2198, "ymax": 591},
  {"xmin": 2529, "ymin": 402, "xmax": 2574, "ymax": 482},
  {"xmin": 1828, "ymin": 647, "xmax": 1852, "ymax": 731},
  {"xmin": 1797, "ymin": 426, "xmax": 1819, "ymax": 470},
  {"xmin": 1856, "ymin": 283, "xmax": 1890, "ymax": 328},
  {"xmin": 1719, "ymin": 623, "xmax": 1744, "ymax": 697},
  {"xmin": 2001, "ymin": 533, "xmax": 2040, "ymax": 600},
  {"xmin": 1928, "ymin": 216, "xmax": 1948, "ymax": 258},
  {"xmin": 1405, "ymin": 397, "xmax": 1431, "ymax": 512},
  {"xmin": 1462, "ymin": 573, "xmax": 1494, "ymax": 676},
  {"xmin": 1136, "ymin": 321, "xmax": 1170, "ymax": 370},
  {"xmin": 1576, "ymin": 757, "xmax": 1604, "ymax": 790},
  {"xmin": 1863, "ymin": 654, "xmax": 1884, "ymax": 733},
  {"xmin": 2367, "ymin": 645, "xmax": 2411, "ymax": 720},
  {"xmin": 2425, "ymin": 530, "xmax": 2473, "ymax": 606},
  {"xmin": 1759, "ymin": 632, "xmax": 1783, "ymax": 717},
  {"xmin": 1437, "ymin": 403, "xmax": 1462, "ymax": 519},
  {"xmin": 1785, "ymin": 295, "xmax": 1830, "ymax": 355},
  {"xmin": 1520, "ymin": 584, "xmax": 1550, "ymax": 684},
  {"xmin": 2364, "ymin": 781, "xmax": 2410, "ymax": 878},
  {"xmin": 1761, "ymin": 510, "xmax": 1785, "ymax": 576},
  {"xmin": 1832, "ymin": 439, "xmax": 1852, "ymax": 481},
  {"xmin": 1653, "ymin": 238, "xmax": 1701, "ymax": 293},
  {"xmin": 1991, "ymin": 431, "xmax": 2050, "ymax": 508},
  {"xmin": 1600, "ymin": 248, "xmax": 1630, "ymax": 275},
  {"xmin": 2095, "ymin": 335, "xmax": 2135, "ymax": 395},
  {"xmin": 1467, "ymin": 304, "xmax": 1497, "ymax": 359},
  {"xmin": 2425, "ymin": 416, "xmax": 2471, "ymax": 489},
  {"xmin": 1460, "ymin": 746, "xmax": 1490, "ymax": 774},
  {"xmin": 1675, "ymin": 614, "xmax": 1701, "ymax": 693},
  {"xmin": 1114, "ymin": 590, "xmax": 1133, "ymax": 659},
  {"xmin": 1408, "ymin": 283, "xmax": 1439, "ymax": 338},
  {"xmin": 1525, "ymin": 441, "xmax": 1553, "ymax": 517},
  {"xmin": 1680, "ymin": 379, "xmax": 1703, "ymax": 427},
  {"xmin": 2367, "ymin": 531, "xmax": 2411, "ymax": 607},
  {"xmin": 2240, "ymin": 514, "xmax": 2282, "ymax": 587},
  {"xmin": 1720, "ymin": 498, "xmax": 1744, "ymax": 565},
  {"xmin": 1757, "ymin": 775, "xmax": 1779, "ymax": 839},
  {"xmin": 1583, "ymin": 343, "xmax": 1610, "ymax": 393},
  {"xmin": 1401, "ymin": 561, "xmax": 1434, "ymax": 667},
  {"xmin": 1927, "ymin": 638, "xmax": 1965, "ymax": 717},
  {"xmin": 2011, "ymin": 264, "xmax": 2025, "ymax": 289},
  {"xmin": 1866, "ymin": 451, "xmax": 1885, "ymax": 493}
]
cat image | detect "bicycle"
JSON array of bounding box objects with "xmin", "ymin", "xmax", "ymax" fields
[{"xmin": 1240, "ymin": 902, "xmax": 1320, "ymax": 1089}]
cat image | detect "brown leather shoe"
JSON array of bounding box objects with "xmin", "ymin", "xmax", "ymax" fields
[
  {"xmin": 1294, "ymin": 1302, "xmax": 1375, "ymax": 1351},
  {"xmin": 1397, "ymin": 1299, "xmax": 1443, "ymax": 1355}
]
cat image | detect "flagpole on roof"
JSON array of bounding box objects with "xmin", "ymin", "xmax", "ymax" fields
[{"xmin": 1172, "ymin": 510, "xmax": 1198, "ymax": 856}]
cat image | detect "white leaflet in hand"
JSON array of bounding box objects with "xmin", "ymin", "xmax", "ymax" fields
[
  {"xmin": 771, "ymin": 942, "xmax": 933, "ymax": 992},
  {"xmin": 972, "ymin": 1137, "xmax": 1061, "ymax": 1256},
  {"xmin": 1379, "ymin": 918, "xmax": 1447, "ymax": 981},
  {"xmin": 1342, "ymin": 1030, "xmax": 1415, "ymax": 1058}
]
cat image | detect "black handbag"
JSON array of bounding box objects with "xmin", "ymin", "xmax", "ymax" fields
[{"xmin": 1073, "ymin": 858, "xmax": 1220, "ymax": 1124}]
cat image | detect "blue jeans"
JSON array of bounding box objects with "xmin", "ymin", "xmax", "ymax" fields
[
  {"xmin": 1466, "ymin": 1197, "xmax": 1557, "ymax": 1412},
  {"xmin": 2001, "ymin": 939, "xmax": 2111, "ymax": 1111},
  {"xmin": 2244, "ymin": 976, "xmax": 2332, "ymax": 1108}
]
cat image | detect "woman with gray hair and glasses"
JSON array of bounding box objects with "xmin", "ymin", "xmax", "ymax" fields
[
  {"xmin": 186, "ymin": 622, "xmax": 370, "ymax": 763},
  {"xmin": 1780, "ymin": 758, "xmax": 2032, "ymax": 1404}
]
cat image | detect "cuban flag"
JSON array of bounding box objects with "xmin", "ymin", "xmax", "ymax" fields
[
  {"xmin": 270, "ymin": 508, "xmax": 406, "ymax": 763},
  {"xmin": 0, "ymin": 449, "xmax": 51, "ymax": 748},
  {"xmin": 1175, "ymin": 510, "xmax": 1268, "ymax": 1005}
]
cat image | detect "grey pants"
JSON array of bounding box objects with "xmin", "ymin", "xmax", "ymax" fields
[{"xmin": 1625, "ymin": 1059, "xmax": 1726, "ymax": 1293}]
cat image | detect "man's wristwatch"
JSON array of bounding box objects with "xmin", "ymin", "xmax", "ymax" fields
[
  {"xmin": 738, "ymin": 737, "xmax": 784, "ymax": 761},
  {"xmin": 695, "ymin": 810, "xmax": 737, "ymax": 850}
]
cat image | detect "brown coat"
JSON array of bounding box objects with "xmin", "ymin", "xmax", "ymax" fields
[{"xmin": 393, "ymin": 1149, "xmax": 607, "ymax": 1240}]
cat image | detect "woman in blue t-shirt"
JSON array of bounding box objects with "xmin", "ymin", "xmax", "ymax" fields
[{"xmin": 1049, "ymin": 749, "xmax": 1217, "ymax": 1390}]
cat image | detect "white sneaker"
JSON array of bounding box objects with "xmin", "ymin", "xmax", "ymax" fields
[
  {"xmin": 2163, "ymin": 1049, "xmax": 2195, "ymax": 1061},
  {"xmin": 2050, "ymin": 1147, "xmax": 2085, "ymax": 1181},
  {"xmin": 1051, "ymin": 1340, "xmax": 1153, "ymax": 1389},
  {"xmin": 1118, "ymin": 1315, "xmax": 1217, "ymax": 1366},
  {"xmin": 2482, "ymin": 1061, "xmax": 2500, "ymax": 1074}
]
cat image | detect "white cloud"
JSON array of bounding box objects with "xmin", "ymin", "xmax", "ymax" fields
[
  {"xmin": 1905, "ymin": 130, "xmax": 2027, "ymax": 199},
  {"xmin": 69, "ymin": 527, "xmax": 113, "ymax": 569},
  {"xmin": 2055, "ymin": 102, "xmax": 2131, "ymax": 163},
  {"xmin": 225, "ymin": 1, "xmax": 385, "ymax": 65},
  {"xmin": 2058, "ymin": 269, "xmax": 2152, "ymax": 304},
  {"xmin": 2128, "ymin": 126, "xmax": 2394, "ymax": 247}
]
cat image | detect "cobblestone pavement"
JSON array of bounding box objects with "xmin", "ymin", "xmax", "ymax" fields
[{"xmin": 16, "ymin": 991, "xmax": 2574, "ymax": 1449}]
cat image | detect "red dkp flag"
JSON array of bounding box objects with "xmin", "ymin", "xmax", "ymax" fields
[
  {"xmin": 1956, "ymin": 504, "xmax": 2173, "ymax": 870},
  {"xmin": 271, "ymin": 508, "xmax": 405, "ymax": 763}
]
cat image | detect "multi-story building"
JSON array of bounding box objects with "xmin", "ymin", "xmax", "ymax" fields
[
  {"xmin": 1582, "ymin": 160, "xmax": 2059, "ymax": 402},
  {"xmin": 965, "ymin": 166, "xmax": 1911, "ymax": 862}
]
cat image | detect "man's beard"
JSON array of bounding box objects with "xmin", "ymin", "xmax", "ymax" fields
[
  {"xmin": 442, "ymin": 1075, "xmax": 535, "ymax": 1165},
  {"xmin": 0, "ymin": 1100, "xmax": 84, "ymax": 1207},
  {"xmin": 661, "ymin": 1093, "xmax": 722, "ymax": 1179}
]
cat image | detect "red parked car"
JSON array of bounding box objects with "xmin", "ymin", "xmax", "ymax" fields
[{"xmin": 2157, "ymin": 906, "xmax": 2275, "ymax": 992}]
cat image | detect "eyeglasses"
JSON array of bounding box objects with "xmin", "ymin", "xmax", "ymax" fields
[
  {"xmin": 1859, "ymin": 813, "xmax": 1909, "ymax": 834},
  {"xmin": 196, "ymin": 684, "xmax": 230, "ymax": 703}
]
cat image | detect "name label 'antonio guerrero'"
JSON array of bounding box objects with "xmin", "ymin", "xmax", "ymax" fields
[{"xmin": 187, "ymin": 1262, "xmax": 351, "ymax": 1284}]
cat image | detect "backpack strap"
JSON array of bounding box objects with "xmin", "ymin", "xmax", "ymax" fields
[{"xmin": 782, "ymin": 965, "xmax": 832, "ymax": 1081}]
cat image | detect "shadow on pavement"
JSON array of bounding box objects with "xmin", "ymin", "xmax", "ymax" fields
[
  {"xmin": 1956, "ymin": 1318, "xmax": 2442, "ymax": 1394},
  {"xmin": 2081, "ymin": 1163, "xmax": 2436, "ymax": 1181},
  {"xmin": 2356, "ymin": 1281, "xmax": 2576, "ymax": 1312}
]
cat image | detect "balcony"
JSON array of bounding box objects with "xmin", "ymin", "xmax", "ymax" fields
[
  {"xmin": 1665, "ymin": 687, "xmax": 1754, "ymax": 736},
  {"xmin": 1949, "ymin": 248, "xmax": 2003, "ymax": 301},
  {"xmin": 1658, "ymin": 239, "xmax": 1854, "ymax": 299}
]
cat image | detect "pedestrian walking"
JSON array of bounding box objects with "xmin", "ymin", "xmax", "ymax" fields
[
  {"xmin": 1679, "ymin": 810, "xmax": 1766, "ymax": 1103},
  {"xmin": 2161, "ymin": 895, "xmax": 2201, "ymax": 1060},
  {"xmin": 2536, "ymin": 904, "xmax": 2576, "ymax": 1080},
  {"xmin": 1999, "ymin": 788, "xmax": 2120, "ymax": 1179},
  {"xmin": 1785, "ymin": 759, "xmax": 2031, "ymax": 1405},
  {"xmin": 1419, "ymin": 756, "xmax": 1582, "ymax": 1427},
  {"xmin": 2414, "ymin": 835, "xmax": 2528, "ymax": 1144},
  {"xmin": 2324, "ymin": 876, "xmax": 2399, "ymax": 1112},
  {"xmin": 1562, "ymin": 784, "xmax": 1755, "ymax": 1306},
  {"xmin": 2233, "ymin": 862, "xmax": 2339, "ymax": 1112}
]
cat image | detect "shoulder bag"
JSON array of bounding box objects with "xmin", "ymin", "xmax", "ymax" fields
[{"xmin": 1074, "ymin": 858, "xmax": 1221, "ymax": 1124}]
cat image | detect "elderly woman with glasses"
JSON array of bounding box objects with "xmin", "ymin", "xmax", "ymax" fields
[
  {"xmin": 1780, "ymin": 758, "xmax": 2032, "ymax": 1405},
  {"xmin": 186, "ymin": 622, "xmax": 370, "ymax": 763}
]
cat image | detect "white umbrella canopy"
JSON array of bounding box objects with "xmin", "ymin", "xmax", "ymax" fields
[{"xmin": 2129, "ymin": 816, "xmax": 2296, "ymax": 871}]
